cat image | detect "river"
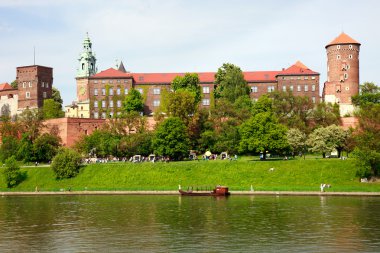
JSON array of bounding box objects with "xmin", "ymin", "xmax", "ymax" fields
[{"xmin": 0, "ymin": 195, "xmax": 379, "ymax": 252}]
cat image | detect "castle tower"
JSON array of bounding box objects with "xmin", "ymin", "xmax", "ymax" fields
[
  {"xmin": 17, "ymin": 65, "xmax": 53, "ymax": 111},
  {"xmin": 323, "ymin": 32, "xmax": 360, "ymax": 116},
  {"xmin": 76, "ymin": 33, "xmax": 97, "ymax": 102}
]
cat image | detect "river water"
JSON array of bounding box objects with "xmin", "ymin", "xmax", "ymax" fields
[{"xmin": 0, "ymin": 195, "xmax": 379, "ymax": 252}]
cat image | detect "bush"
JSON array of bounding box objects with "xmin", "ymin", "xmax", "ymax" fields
[
  {"xmin": 51, "ymin": 148, "xmax": 82, "ymax": 179},
  {"xmin": 3, "ymin": 156, "xmax": 25, "ymax": 188}
]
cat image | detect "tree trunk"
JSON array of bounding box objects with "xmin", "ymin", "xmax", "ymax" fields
[{"xmin": 322, "ymin": 152, "xmax": 326, "ymax": 158}]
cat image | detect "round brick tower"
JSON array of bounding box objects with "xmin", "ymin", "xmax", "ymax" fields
[{"xmin": 323, "ymin": 32, "xmax": 360, "ymax": 116}]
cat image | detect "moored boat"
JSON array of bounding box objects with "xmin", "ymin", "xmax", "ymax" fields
[{"xmin": 179, "ymin": 185, "xmax": 230, "ymax": 196}]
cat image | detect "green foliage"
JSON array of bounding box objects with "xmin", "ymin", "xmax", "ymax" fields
[
  {"xmin": 3, "ymin": 156, "xmax": 25, "ymax": 188},
  {"xmin": 16, "ymin": 134, "xmax": 35, "ymax": 162},
  {"xmin": 51, "ymin": 148, "xmax": 82, "ymax": 179},
  {"xmin": 0, "ymin": 136, "xmax": 20, "ymax": 163},
  {"xmin": 310, "ymin": 102, "xmax": 340, "ymax": 128},
  {"xmin": 287, "ymin": 128, "xmax": 307, "ymax": 157},
  {"xmin": 77, "ymin": 130, "xmax": 121, "ymax": 158},
  {"xmin": 152, "ymin": 117, "xmax": 190, "ymax": 160},
  {"xmin": 239, "ymin": 112, "xmax": 289, "ymax": 159},
  {"xmin": 17, "ymin": 109, "xmax": 44, "ymax": 142},
  {"xmin": 352, "ymin": 82, "xmax": 380, "ymax": 106},
  {"xmin": 251, "ymin": 95, "xmax": 273, "ymax": 115},
  {"xmin": 33, "ymin": 133, "xmax": 61, "ymax": 162},
  {"xmin": 123, "ymin": 88, "xmax": 144, "ymax": 113},
  {"xmin": 214, "ymin": 63, "xmax": 249, "ymax": 103},
  {"xmin": 171, "ymin": 73, "xmax": 201, "ymax": 104},
  {"xmin": 10, "ymin": 80, "xmax": 18, "ymax": 89},
  {"xmin": 42, "ymin": 99, "xmax": 64, "ymax": 119},
  {"xmin": 163, "ymin": 90, "xmax": 197, "ymax": 125},
  {"xmin": 52, "ymin": 87, "xmax": 64, "ymax": 108},
  {"xmin": 120, "ymin": 132, "xmax": 153, "ymax": 157},
  {"xmin": 199, "ymin": 130, "xmax": 217, "ymax": 153}
]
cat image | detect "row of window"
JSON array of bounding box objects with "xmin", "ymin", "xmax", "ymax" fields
[
  {"xmin": 336, "ymin": 45, "xmax": 354, "ymax": 50},
  {"xmin": 93, "ymin": 87, "xmax": 211, "ymax": 96},
  {"xmin": 24, "ymin": 91, "xmax": 47, "ymax": 99},
  {"xmin": 93, "ymin": 98, "xmax": 212, "ymax": 109},
  {"xmin": 21, "ymin": 81, "xmax": 50, "ymax": 88},
  {"xmin": 94, "ymin": 111, "xmax": 121, "ymax": 119},
  {"xmin": 336, "ymin": 54, "xmax": 354, "ymax": 60},
  {"xmin": 94, "ymin": 80, "xmax": 129, "ymax": 84},
  {"xmin": 250, "ymin": 84, "xmax": 316, "ymax": 93},
  {"xmin": 282, "ymin": 76, "xmax": 316, "ymax": 80}
]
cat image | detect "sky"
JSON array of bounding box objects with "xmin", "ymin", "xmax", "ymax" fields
[{"xmin": 1, "ymin": 0, "xmax": 379, "ymax": 106}]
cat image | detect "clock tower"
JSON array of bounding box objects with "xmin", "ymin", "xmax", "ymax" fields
[{"xmin": 76, "ymin": 33, "xmax": 97, "ymax": 102}]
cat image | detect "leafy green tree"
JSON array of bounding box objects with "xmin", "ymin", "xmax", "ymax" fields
[
  {"xmin": 239, "ymin": 112, "xmax": 289, "ymax": 159},
  {"xmin": 198, "ymin": 130, "xmax": 217, "ymax": 153},
  {"xmin": 51, "ymin": 148, "xmax": 82, "ymax": 179},
  {"xmin": 152, "ymin": 117, "xmax": 190, "ymax": 160},
  {"xmin": 76, "ymin": 130, "xmax": 121, "ymax": 158},
  {"xmin": 214, "ymin": 119, "xmax": 241, "ymax": 154},
  {"xmin": 163, "ymin": 90, "xmax": 197, "ymax": 125},
  {"xmin": 123, "ymin": 88, "xmax": 144, "ymax": 113},
  {"xmin": 171, "ymin": 73, "xmax": 201, "ymax": 104},
  {"xmin": 287, "ymin": 128, "xmax": 307, "ymax": 158},
  {"xmin": 309, "ymin": 102, "xmax": 340, "ymax": 128},
  {"xmin": 353, "ymin": 103, "xmax": 380, "ymax": 177},
  {"xmin": 10, "ymin": 80, "xmax": 18, "ymax": 89},
  {"xmin": 119, "ymin": 132, "xmax": 153, "ymax": 157},
  {"xmin": 33, "ymin": 133, "xmax": 61, "ymax": 162},
  {"xmin": 17, "ymin": 109, "xmax": 44, "ymax": 142},
  {"xmin": 0, "ymin": 136, "xmax": 20, "ymax": 163},
  {"xmin": 214, "ymin": 63, "xmax": 249, "ymax": 103},
  {"xmin": 16, "ymin": 134, "xmax": 35, "ymax": 162},
  {"xmin": 352, "ymin": 82, "xmax": 380, "ymax": 106},
  {"xmin": 3, "ymin": 156, "xmax": 25, "ymax": 188},
  {"xmin": 52, "ymin": 87, "xmax": 64, "ymax": 105},
  {"xmin": 42, "ymin": 99, "xmax": 64, "ymax": 119},
  {"xmin": 251, "ymin": 95, "xmax": 273, "ymax": 115}
]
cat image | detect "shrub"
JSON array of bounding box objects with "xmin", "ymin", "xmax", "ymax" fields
[
  {"xmin": 3, "ymin": 156, "xmax": 25, "ymax": 188},
  {"xmin": 51, "ymin": 148, "xmax": 82, "ymax": 179}
]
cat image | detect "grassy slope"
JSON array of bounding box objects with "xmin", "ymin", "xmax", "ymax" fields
[{"xmin": 1, "ymin": 158, "xmax": 379, "ymax": 192}]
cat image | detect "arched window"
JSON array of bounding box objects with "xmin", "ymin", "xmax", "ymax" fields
[{"xmin": 82, "ymin": 63, "xmax": 85, "ymax": 70}]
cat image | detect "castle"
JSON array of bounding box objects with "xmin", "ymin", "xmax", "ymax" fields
[{"xmin": 0, "ymin": 32, "xmax": 361, "ymax": 146}]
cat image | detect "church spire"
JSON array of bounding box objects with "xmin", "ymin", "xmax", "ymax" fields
[{"xmin": 76, "ymin": 33, "xmax": 97, "ymax": 78}]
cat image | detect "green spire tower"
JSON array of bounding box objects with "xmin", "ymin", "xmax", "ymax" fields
[{"xmin": 76, "ymin": 32, "xmax": 97, "ymax": 78}]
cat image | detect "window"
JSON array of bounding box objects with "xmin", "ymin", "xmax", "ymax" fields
[
  {"xmin": 41, "ymin": 82, "xmax": 45, "ymax": 88},
  {"xmin": 94, "ymin": 101, "xmax": 98, "ymax": 108},
  {"xmin": 297, "ymin": 76, "xmax": 301, "ymax": 80},
  {"xmin": 117, "ymin": 100, "xmax": 122, "ymax": 108},
  {"xmin": 202, "ymin": 87, "xmax": 210, "ymax": 94},
  {"xmin": 344, "ymin": 73, "xmax": 348, "ymax": 79},
  {"xmin": 337, "ymin": 55, "xmax": 341, "ymax": 60},
  {"xmin": 109, "ymin": 112, "xmax": 114, "ymax": 118},
  {"xmin": 124, "ymin": 88, "xmax": 128, "ymax": 95},
  {"xmin": 267, "ymin": 86, "xmax": 275, "ymax": 93},
  {"xmin": 26, "ymin": 92, "xmax": 30, "ymax": 98},
  {"xmin": 153, "ymin": 100, "xmax": 160, "ymax": 107},
  {"xmin": 312, "ymin": 84, "xmax": 316, "ymax": 91},
  {"xmin": 337, "ymin": 45, "xmax": 340, "ymax": 49},
  {"xmin": 138, "ymin": 88, "xmax": 143, "ymax": 94},
  {"xmin": 349, "ymin": 45, "xmax": 353, "ymax": 49},
  {"xmin": 28, "ymin": 81, "xmax": 32, "ymax": 87},
  {"xmin": 251, "ymin": 86, "xmax": 258, "ymax": 93},
  {"xmin": 46, "ymin": 82, "xmax": 49, "ymax": 88},
  {"xmin": 101, "ymin": 80, "xmax": 106, "ymax": 84},
  {"xmin": 304, "ymin": 85, "xmax": 308, "ymax": 92},
  {"xmin": 290, "ymin": 85, "xmax": 294, "ymax": 91},
  {"xmin": 102, "ymin": 88, "xmax": 106, "ymax": 96},
  {"xmin": 109, "ymin": 100, "xmax": 114, "ymax": 108},
  {"xmin": 297, "ymin": 85, "xmax": 301, "ymax": 92},
  {"xmin": 94, "ymin": 89, "xmax": 98, "ymax": 96},
  {"xmin": 43, "ymin": 92, "xmax": 47, "ymax": 98},
  {"xmin": 109, "ymin": 88, "xmax": 114, "ymax": 96},
  {"xmin": 312, "ymin": 97, "xmax": 316, "ymax": 103},
  {"xmin": 202, "ymin": 99, "xmax": 210, "ymax": 106},
  {"xmin": 22, "ymin": 82, "xmax": 26, "ymax": 88},
  {"xmin": 94, "ymin": 80, "xmax": 98, "ymax": 84},
  {"xmin": 101, "ymin": 112, "xmax": 106, "ymax": 119},
  {"xmin": 117, "ymin": 80, "xmax": 120, "ymax": 83},
  {"xmin": 311, "ymin": 76, "xmax": 316, "ymax": 80},
  {"xmin": 153, "ymin": 88, "xmax": 161, "ymax": 95},
  {"xmin": 94, "ymin": 112, "xmax": 99, "ymax": 119},
  {"xmin": 102, "ymin": 101, "xmax": 106, "ymax": 108},
  {"xmin": 109, "ymin": 80, "xmax": 113, "ymax": 84},
  {"xmin": 117, "ymin": 88, "xmax": 121, "ymax": 95},
  {"xmin": 345, "ymin": 86, "xmax": 350, "ymax": 91},
  {"xmin": 346, "ymin": 64, "xmax": 350, "ymax": 70},
  {"xmin": 349, "ymin": 54, "xmax": 353, "ymax": 59},
  {"xmin": 282, "ymin": 86, "xmax": 286, "ymax": 92},
  {"xmin": 304, "ymin": 76, "xmax": 308, "ymax": 80}
]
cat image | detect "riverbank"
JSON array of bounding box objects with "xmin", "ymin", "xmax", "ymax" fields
[{"xmin": 1, "ymin": 157, "xmax": 380, "ymax": 192}]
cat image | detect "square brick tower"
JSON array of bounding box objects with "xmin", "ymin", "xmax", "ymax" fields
[
  {"xmin": 17, "ymin": 65, "xmax": 53, "ymax": 111},
  {"xmin": 323, "ymin": 33, "xmax": 360, "ymax": 116}
]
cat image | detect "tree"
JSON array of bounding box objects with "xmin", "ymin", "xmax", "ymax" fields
[
  {"xmin": 352, "ymin": 82, "xmax": 380, "ymax": 106},
  {"xmin": 152, "ymin": 117, "xmax": 190, "ymax": 160},
  {"xmin": 306, "ymin": 125, "xmax": 349, "ymax": 158},
  {"xmin": 239, "ymin": 112, "xmax": 289, "ymax": 159},
  {"xmin": 10, "ymin": 80, "xmax": 18, "ymax": 89},
  {"xmin": 52, "ymin": 87, "xmax": 64, "ymax": 105},
  {"xmin": 51, "ymin": 148, "xmax": 82, "ymax": 179},
  {"xmin": 251, "ymin": 95, "xmax": 273, "ymax": 115},
  {"xmin": 17, "ymin": 109, "xmax": 44, "ymax": 142},
  {"xmin": 214, "ymin": 63, "xmax": 249, "ymax": 103},
  {"xmin": 0, "ymin": 136, "xmax": 20, "ymax": 163},
  {"xmin": 309, "ymin": 102, "xmax": 340, "ymax": 128},
  {"xmin": 287, "ymin": 128, "xmax": 307, "ymax": 158},
  {"xmin": 33, "ymin": 133, "xmax": 61, "ymax": 162},
  {"xmin": 3, "ymin": 156, "xmax": 25, "ymax": 188},
  {"xmin": 119, "ymin": 132, "xmax": 153, "ymax": 157},
  {"xmin": 171, "ymin": 73, "xmax": 201, "ymax": 104},
  {"xmin": 43, "ymin": 99, "xmax": 64, "ymax": 119},
  {"xmin": 123, "ymin": 88, "xmax": 144, "ymax": 113},
  {"xmin": 163, "ymin": 90, "xmax": 197, "ymax": 125}
]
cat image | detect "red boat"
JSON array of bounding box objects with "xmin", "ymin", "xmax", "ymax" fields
[{"xmin": 179, "ymin": 186, "xmax": 230, "ymax": 196}]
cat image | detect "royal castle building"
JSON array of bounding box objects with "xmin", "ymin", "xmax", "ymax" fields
[{"xmin": 66, "ymin": 34, "xmax": 326, "ymax": 118}]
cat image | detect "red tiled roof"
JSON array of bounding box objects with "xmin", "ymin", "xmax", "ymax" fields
[
  {"xmin": 277, "ymin": 61, "xmax": 319, "ymax": 76},
  {"xmin": 91, "ymin": 68, "xmax": 132, "ymax": 78},
  {"xmin": 244, "ymin": 71, "xmax": 279, "ymax": 82},
  {"xmin": 0, "ymin": 83, "xmax": 13, "ymax": 91},
  {"xmin": 132, "ymin": 72, "xmax": 215, "ymax": 84},
  {"xmin": 326, "ymin": 32, "xmax": 360, "ymax": 47}
]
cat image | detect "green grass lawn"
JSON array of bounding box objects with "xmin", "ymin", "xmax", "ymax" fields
[{"xmin": 1, "ymin": 157, "xmax": 379, "ymax": 192}]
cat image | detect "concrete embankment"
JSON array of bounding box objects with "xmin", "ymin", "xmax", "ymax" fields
[{"xmin": 1, "ymin": 191, "xmax": 380, "ymax": 196}]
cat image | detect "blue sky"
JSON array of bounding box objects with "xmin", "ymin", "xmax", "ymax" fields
[{"xmin": 0, "ymin": 0, "xmax": 379, "ymax": 106}]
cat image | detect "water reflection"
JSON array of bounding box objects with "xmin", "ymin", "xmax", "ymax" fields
[{"xmin": 0, "ymin": 195, "xmax": 380, "ymax": 252}]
